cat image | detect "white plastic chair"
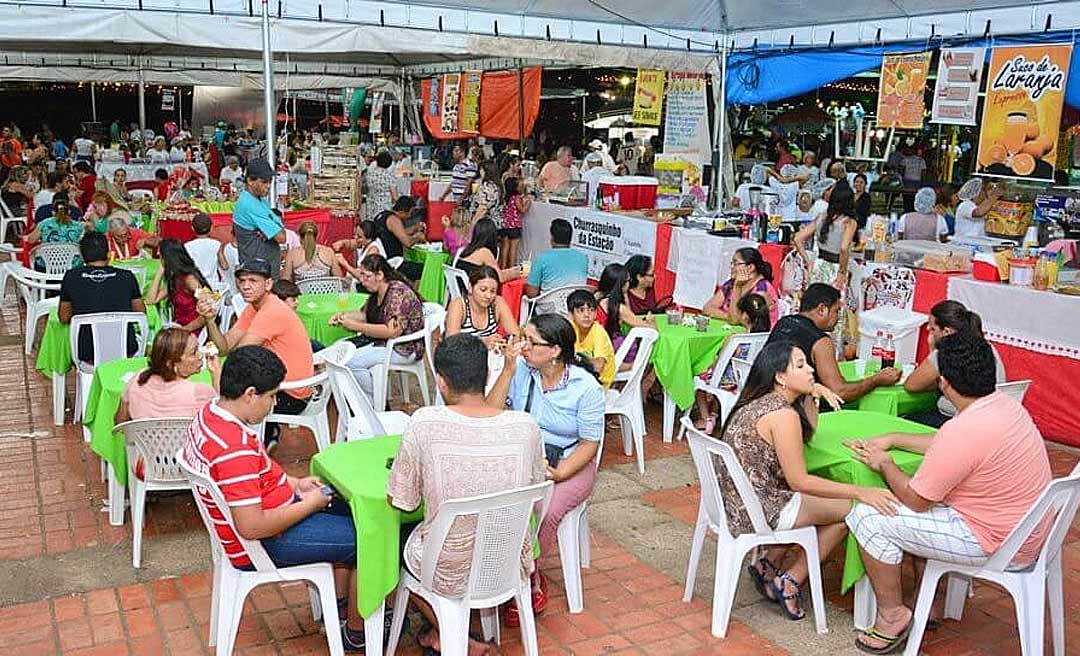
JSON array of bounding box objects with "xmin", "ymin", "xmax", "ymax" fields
[
  {"xmin": 443, "ymin": 264, "xmax": 470, "ymax": 304},
  {"xmin": 997, "ymin": 379, "xmax": 1033, "ymax": 404},
  {"xmin": 257, "ymin": 372, "xmax": 334, "ymax": 451},
  {"xmin": 387, "ymin": 255, "xmax": 404, "ymax": 270},
  {"xmin": 10, "ymin": 265, "xmax": 62, "ymax": 355},
  {"xmin": 519, "ymin": 284, "xmax": 592, "ymax": 325},
  {"xmin": 902, "ymin": 469, "xmax": 1080, "ymax": 656},
  {"xmin": 604, "ymin": 327, "xmax": 659, "ymax": 475},
  {"xmin": 556, "ymin": 432, "xmax": 606, "ymax": 614},
  {"xmin": 0, "ymin": 195, "xmax": 26, "ymax": 243},
  {"xmin": 371, "ymin": 302, "xmax": 445, "ymax": 411},
  {"xmin": 297, "ymin": 276, "xmax": 349, "ymax": 295},
  {"xmin": 681, "ymin": 419, "xmax": 828, "ymax": 637},
  {"xmin": 69, "ymin": 312, "xmax": 150, "ymax": 427},
  {"xmin": 177, "ymin": 453, "xmax": 344, "ymax": 656},
  {"xmin": 31, "ymin": 242, "xmax": 81, "ymax": 275},
  {"xmin": 861, "ymin": 264, "xmax": 917, "ymax": 311},
  {"xmin": 325, "ymin": 359, "xmax": 411, "ymax": 441},
  {"xmin": 780, "ymin": 249, "xmax": 808, "ymax": 307},
  {"xmin": 312, "ymin": 338, "xmax": 357, "ymax": 368},
  {"xmin": 675, "ymin": 332, "xmax": 771, "ymax": 441},
  {"xmin": 386, "ymin": 481, "xmax": 554, "ymax": 656},
  {"xmin": 115, "ymin": 417, "xmax": 192, "ymax": 568},
  {"xmin": 776, "ymin": 296, "xmax": 794, "ymax": 318},
  {"xmin": 129, "ymin": 189, "xmax": 155, "ymax": 204}
]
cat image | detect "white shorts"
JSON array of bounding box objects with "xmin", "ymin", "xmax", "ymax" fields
[
  {"xmin": 846, "ymin": 503, "xmax": 987, "ymax": 567},
  {"xmin": 775, "ymin": 493, "xmax": 802, "ymax": 531}
]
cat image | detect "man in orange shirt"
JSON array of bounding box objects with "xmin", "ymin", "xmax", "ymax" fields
[
  {"xmin": 845, "ymin": 333, "xmax": 1051, "ymax": 653},
  {"xmin": 0, "ymin": 126, "xmax": 23, "ymax": 181},
  {"xmin": 198, "ymin": 258, "xmax": 314, "ymax": 448}
]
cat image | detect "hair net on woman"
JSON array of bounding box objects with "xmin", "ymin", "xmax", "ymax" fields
[
  {"xmin": 750, "ymin": 164, "xmax": 768, "ymax": 185},
  {"xmin": 914, "ymin": 187, "xmax": 937, "ymax": 214},
  {"xmin": 779, "ymin": 164, "xmax": 799, "ymax": 178},
  {"xmin": 811, "ymin": 177, "xmax": 834, "ymax": 199},
  {"xmin": 957, "ymin": 177, "xmax": 983, "ymax": 202}
]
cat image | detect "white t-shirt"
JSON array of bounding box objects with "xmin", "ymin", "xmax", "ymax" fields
[
  {"xmin": 186, "ymin": 237, "xmax": 222, "ymax": 283},
  {"xmin": 953, "ymin": 200, "xmax": 985, "ymax": 238},
  {"xmin": 149, "ymin": 149, "xmax": 170, "ymax": 164},
  {"xmin": 220, "ymin": 166, "xmax": 242, "ymax": 186},
  {"xmin": 33, "ymin": 189, "xmax": 55, "ymax": 210},
  {"xmin": 73, "ymin": 138, "xmax": 95, "ymax": 157},
  {"xmin": 618, "ymin": 142, "xmax": 640, "ymax": 175},
  {"xmin": 580, "ymin": 166, "xmax": 610, "ymax": 206},
  {"xmin": 169, "ymin": 147, "xmax": 187, "ymax": 163}
]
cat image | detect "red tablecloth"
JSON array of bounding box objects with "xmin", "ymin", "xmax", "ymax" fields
[
  {"xmin": 653, "ymin": 222, "xmax": 676, "ymax": 302},
  {"xmin": 159, "ymin": 208, "xmax": 354, "ymax": 247},
  {"xmin": 759, "ymin": 243, "xmax": 792, "ymax": 285},
  {"xmin": 993, "ymin": 342, "xmax": 1080, "ymax": 447},
  {"xmin": 501, "ymin": 277, "xmax": 527, "ymax": 323},
  {"xmin": 910, "ymin": 269, "xmax": 965, "ymax": 362}
]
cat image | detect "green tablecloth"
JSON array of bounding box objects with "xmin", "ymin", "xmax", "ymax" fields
[
  {"xmin": 190, "ymin": 200, "xmax": 236, "ymax": 214},
  {"xmin": 838, "ymin": 361, "xmax": 938, "ymax": 417},
  {"xmin": 804, "ymin": 410, "xmax": 933, "ymax": 593},
  {"xmin": 651, "ymin": 315, "xmax": 744, "ymax": 410},
  {"xmin": 83, "ymin": 357, "xmax": 213, "ymax": 487},
  {"xmin": 294, "ymin": 292, "xmax": 369, "ymax": 345},
  {"xmin": 112, "ymin": 257, "xmax": 161, "ymax": 289},
  {"xmin": 35, "ymin": 305, "xmax": 163, "ymax": 378},
  {"xmin": 310, "ymin": 437, "xmax": 423, "ymax": 618},
  {"xmin": 406, "ymin": 246, "xmax": 450, "ymax": 303}
]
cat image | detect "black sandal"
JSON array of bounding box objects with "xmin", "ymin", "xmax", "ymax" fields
[
  {"xmin": 770, "ymin": 572, "xmax": 806, "ymax": 620},
  {"xmin": 746, "ymin": 556, "xmax": 779, "ymax": 602},
  {"xmin": 854, "ymin": 620, "xmax": 913, "ymax": 655}
]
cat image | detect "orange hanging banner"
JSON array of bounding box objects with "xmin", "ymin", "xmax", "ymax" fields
[{"xmin": 421, "ymin": 68, "xmax": 542, "ymax": 140}]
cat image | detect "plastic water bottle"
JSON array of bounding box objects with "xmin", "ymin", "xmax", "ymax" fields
[
  {"xmin": 882, "ymin": 333, "xmax": 896, "ymax": 369},
  {"xmin": 868, "ymin": 330, "xmax": 884, "ymax": 375}
]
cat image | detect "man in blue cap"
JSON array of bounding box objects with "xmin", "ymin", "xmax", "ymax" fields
[{"xmin": 232, "ymin": 158, "xmax": 285, "ymax": 278}]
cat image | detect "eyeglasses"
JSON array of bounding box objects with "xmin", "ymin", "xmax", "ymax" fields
[
  {"xmin": 730, "ymin": 260, "xmax": 748, "ymax": 268},
  {"xmin": 523, "ymin": 337, "xmax": 552, "ymax": 348}
]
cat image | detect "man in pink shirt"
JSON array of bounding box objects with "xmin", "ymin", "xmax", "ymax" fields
[{"xmin": 845, "ymin": 333, "xmax": 1051, "ymax": 653}]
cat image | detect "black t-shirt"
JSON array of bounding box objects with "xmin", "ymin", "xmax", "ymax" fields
[
  {"xmin": 60, "ymin": 265, "xmax": 143, "ymax": 362},
  {"xmin": 765, "ymin": 314, "xmax": 830, "ymax": 371},
  {"xmin": 374, "ymin": 209, "xmax": 403, "ymax": 259}
]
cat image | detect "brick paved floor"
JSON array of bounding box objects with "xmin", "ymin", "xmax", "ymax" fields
[{"xmin": 0, "ymin": 289, "xmax": 1078, "ymax": 655}]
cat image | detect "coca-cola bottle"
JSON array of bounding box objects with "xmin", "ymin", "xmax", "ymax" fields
[{"xmin": 881, "ymin": 333, "xmax": 896, "ymax": 369}]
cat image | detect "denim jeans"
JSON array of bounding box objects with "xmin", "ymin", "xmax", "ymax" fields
[
  {"xmin": 262, "ymin": 509, "xmax": 357, "ymax": 568},
  {"xmin": 346, "ymin": 345, "xmax": 418, "ymax": 399}
]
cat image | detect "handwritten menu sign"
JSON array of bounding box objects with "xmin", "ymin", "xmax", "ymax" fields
[{"xmin": 663, "ymin": 72, "xmax": 711, "ymax": 166}]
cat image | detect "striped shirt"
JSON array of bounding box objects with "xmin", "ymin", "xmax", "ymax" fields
[
  {"xmin": 449, "ymin": 160, "xmax": 477, "ymax": 201},
  {"xmin": 183, "ymin": 402, "xmax": 294, "ymax": 568}
]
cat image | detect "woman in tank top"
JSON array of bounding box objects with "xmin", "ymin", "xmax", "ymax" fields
[
  {"xmin": 284, "ymin": 220, "xmax": 343, "ymax": 283},
  {"xmin": 445, "ymin": 264, "xmax": 518, "ymax": 348}
]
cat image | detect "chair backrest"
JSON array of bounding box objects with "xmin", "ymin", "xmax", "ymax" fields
[
  {"xmin": 418, "ymin": 481, "xmax": 553, "ymax": 602},
  {"xmin": 996, "ymin": 379, "xmax": 1032, "ymax": 404},
  {"xmin": 387, "ymin": 255, "xmax": 404, "ymax": 270},
  {"xmin": 325, "ymin": 360, "xmax": 391, "ymax": 439},
  {"xmin": 10, "ymin": 265, "xmax": 61, "ymax": 304},
  {"xmin": 313, "ymin": 339, "xmax": 357, "ymax": 368},
  {"xmin": 705, "ymin": 332, "xmax": 770, "ymax": 390},
  {"xmin": 422, "ymin": 302, "xmax": 446, "ymax": 376},
  {"xmin": 0, "ymin": 195, "xmax": 13, "ymax": 219},
  {"xmin": 278, "ymin": 371, "xmax": 332, "ymax": 415},
  {"xmin": 523, "ymin": 284, "xmax": 593, "ymax": 324},
  {"xmin": 296, "ymin": 276, "xmax": 348, "ymax": 295},
  {"xmin": 116, "ymin": 417, "xmax": 192, "ymax": 484},
  {"xmin": 861, "ymin": 265, "xmax": 916, "ymax": 311},
  {"xmin": 177, "ymin": 449, "xmax": 277, "ymax": 571},
  {"xmin": 780, "ymin": 249, "xmax": 808, "ymax": 299},
  {"xmin": 69, "ymin": 312, "xmax": 149, "ymax": 368},
  {"xmin": 611, "ymin": 327, "xmax": 659, "ymax": 397},
  {"xmin": 442, "ymin": 264, "xmax": 470, "ymax": 303},
  {"xmin": 33, "ymin": 243, "xmax": 80, "ymax": 275},
  {"xmin": 683, "ymin": 418, "xmax": 775, "ymax": 539},
  {"xmin": 983, "ymin": 472, "xmax": 1080, "ymax": 573}
]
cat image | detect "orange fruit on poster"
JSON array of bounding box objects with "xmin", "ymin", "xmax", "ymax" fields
[
  {"xmin": 1011, "ymin": 153, "xmax": 1037, "ymax": 176},
  {"xmin": 1020, "ymin": 136, "xmax": 1053, "ymax": 158},
  {"xmin": 1024, "ymin": 119, "xmax": 1041, "ymax": 140},
  {"xmin": 984, "ymin": 143, "xmax": 1008, "ymax": 165},
  {"xmin": 899, "ymin": 104, "xmax": 922, "ymax": 126},
  {"xmin": 879, "ymin": 104, "xmax": 899, "ymax": 125}
]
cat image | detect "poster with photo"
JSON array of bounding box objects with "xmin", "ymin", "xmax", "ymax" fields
[
  {"xmin": 440, "ymin": 73, "xmax": 461, "ymax": 134},
  {"xmin": 931, "ymin": 47, "xmax": 986, "ymax": 125},
  {"xmin": 877, "ymin": 51, "xmax": 932, "ymax": 129}
]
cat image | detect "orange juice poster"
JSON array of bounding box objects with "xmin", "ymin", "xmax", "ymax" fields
[
  {"xmin": 977, "ymin": 44, "xmax": 1072, "ymax": 181},
  {"xmin": 877, "ymin": 52, "xmax": 932, "ymax": 129}
]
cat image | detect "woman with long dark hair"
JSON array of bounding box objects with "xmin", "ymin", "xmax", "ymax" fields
[
  {"xmin": 487, "ymin": 313, "xmax": 604, "ymax": 623},
  {"xmin": 445, "ymin": 264, "xmax": 519, "ymax": 347},
  {"xmin": 456, "ymin": 217, "xmax": 521, "ymax": 282},
  {"xmin": 596, "ymin": 263, "xmax": 654, "ymax": 344},
  {"xmin": 625, "ymin": 254, "xmax": 665, "ymax": 314},
  {"xmin": 713, "ymin": 341, "xmax": 893, "ymax": 621},
  {"xmin": 903, "ymin": 300, "xmax": 1006, "ymax": 427},
  {"xmin": 793, "ymin": 183, "xmax": 859, "ymax": 356},
  {"xmin": 331, "ymin": 253, "xmax": 425, "ymax": 399},
  {"xmin": 704, "ymin": 247, "xmax": 778, "ymax": 324},
  {"xmin": 146, "ymin": 238, "xmax": 212, "ymax": 332},
  {"xmin": 283, "ymin": 220, "xmax": 343, "ymax": 282}
]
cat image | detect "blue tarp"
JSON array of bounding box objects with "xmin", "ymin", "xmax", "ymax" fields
[{"xmin": 727, "ymin": 31, "xmax": 1080, "ymax": 109}]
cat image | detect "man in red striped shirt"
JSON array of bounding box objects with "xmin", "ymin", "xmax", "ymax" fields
[{"xmin": 183, "ymin": 345, "xmax": 370, "ymax": 650}]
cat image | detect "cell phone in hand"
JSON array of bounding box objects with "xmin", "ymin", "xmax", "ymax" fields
[{"xmin": 320, "ymin": 485, "xmax": 336, "ymax": 497}]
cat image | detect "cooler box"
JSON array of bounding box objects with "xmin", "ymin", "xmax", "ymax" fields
[
  {"xmin": 857, "ymin": 306, "xmax": 929, "ymax": 366},
  {"xmin": 598, "ymin": 176, "xmax": 658, "ymax": 211}
]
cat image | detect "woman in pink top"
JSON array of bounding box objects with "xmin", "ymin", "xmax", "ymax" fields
[{"xmin": 116, "ymin": 328, "xmax": 218, "ymax": 423}]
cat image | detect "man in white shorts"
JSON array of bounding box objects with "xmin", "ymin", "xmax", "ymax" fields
[{"xmin": 845, "ymin": 332, "xmax": 1051, "ymax": 653}]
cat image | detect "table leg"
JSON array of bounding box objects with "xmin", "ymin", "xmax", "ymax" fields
[
  {"xmin": 662, "ymin": 393, "xmax": 676, "ymax": 443},
  {"xmin": 853, "ymin": 576, "xmax": 877, "ymax": 631},
  {"xmin": 107, "ymin": 464, "xmax": 126, "ymax": 526},
  {"xmin": 52, "ymin": 373, "xmax": 65, "ymax": 426},
  {"xmin": 364, "ymin": 602, "xmax": 385, "ymax": 656}
]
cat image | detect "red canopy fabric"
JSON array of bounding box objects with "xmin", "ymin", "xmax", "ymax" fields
[{"xmin": 422, "ymin": 68, "xmax": 542, "ymax": 141}]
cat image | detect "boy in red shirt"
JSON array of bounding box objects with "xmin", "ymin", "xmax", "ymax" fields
[{"xmin": 183, "ymin": 345, "xmax": 370, "ymax": 650}]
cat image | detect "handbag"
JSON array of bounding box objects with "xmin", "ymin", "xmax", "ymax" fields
[{"xmin": 524, "ymin": 375, "xmax": 569, "ymax": 467}]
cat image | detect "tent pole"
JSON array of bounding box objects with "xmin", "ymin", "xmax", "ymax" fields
[
  {"xmin": 260, "ymin": 0, "xmax": 276, "ymax": 169},
  {"xmin": 517, "ymin": 65, "xmax": 525, "ymax": 156},
  {"xmin": 90, "ymin": 82, "xmax": 97, "ymax": 124},
  {"xmin": 712, "ymin": 42, "xmax": 729, "ymax": 208},
  {"xmin": 177, "ymin": 87, "xmax": 183, "ymax": 129},
  {"xmin": 137, "ymin": 67, "xmax": 146, "ymax": 144},
  {"xmin": 399, "ymin": 73, "xmax": 407, "ymax": 142}
]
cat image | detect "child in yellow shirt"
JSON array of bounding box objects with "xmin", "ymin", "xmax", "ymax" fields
[{"xmin": 567, "ymin": 290, "xmax": 616, "ymax": 387}]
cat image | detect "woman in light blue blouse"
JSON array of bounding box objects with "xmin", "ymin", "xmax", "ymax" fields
[{"xmin": 488, "ymin": 313, "xmax": 605, "ymax": 616}]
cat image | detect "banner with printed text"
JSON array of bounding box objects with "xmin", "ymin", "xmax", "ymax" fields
[
  {"xmin": 570, "ymin": 209, "xmax": 658, "ymax": 280},
  {"xmin": 662, "ymin": 72, "xmax": 711, "ymax": 167},
  {"xmin": 931, "ymin": 48, "xmax": 986, "ymax": 125},
  {"xmin": 877, "ymin": 51, "xmax": 932, "ymax": 129},
  {"xmin": 439, "ymin": 73, "xmax": 461, "ymax": 134},
  {"xmin": 632, "ymin": 69, "xmax": 665, "ymax": 126},
  {"xmin": 460, "ymin": 71, "xmax": 482, "ymax": 134},
  {"xmin": 976, "ymin": 44, "xmax": 1073, "ymax": 182}
]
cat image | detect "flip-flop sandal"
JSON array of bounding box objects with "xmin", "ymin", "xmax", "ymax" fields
[
  {"xmin": 770, "ymin": 573, "xmax": 806, "ymax": 621},
  {"xmin": 420, "ymin": 632, "xmax": 491, "ymax": 656},
  {"xmin": 854, "ymin": 621, "xmax": 913, "ymax": 655},
  {"xmin": 745, "ymin": 557, "xmax": 779, "ymax": 602}
]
